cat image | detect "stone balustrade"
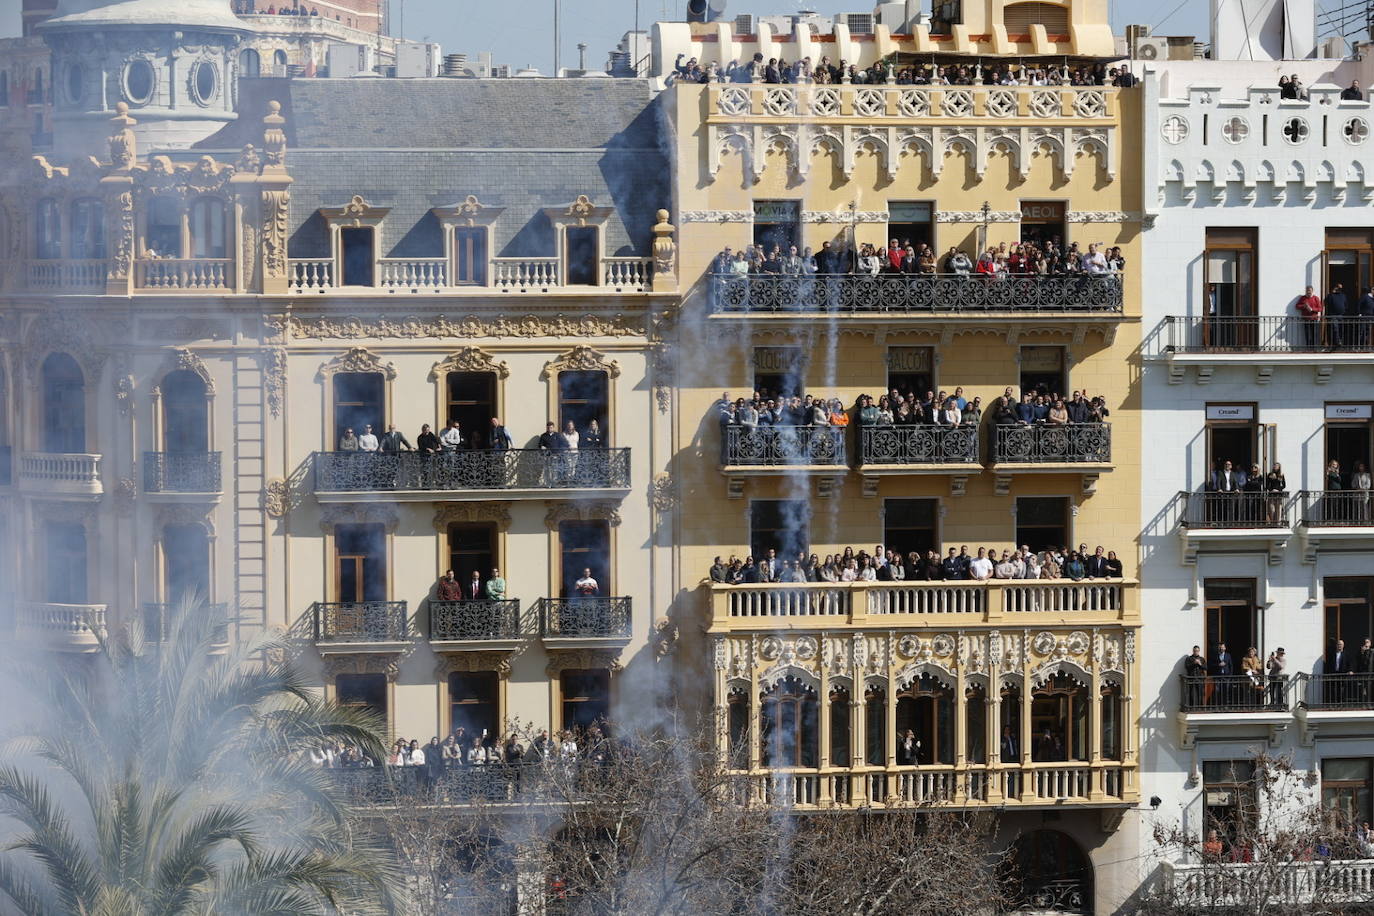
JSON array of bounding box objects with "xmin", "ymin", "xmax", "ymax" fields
[
  {"xmin": 135, "ymin": 258, "xmax": 233, "ymax": 291},
  {"xmin": 710, "ymin": 84, "xmax": 1114, "ymax": 121},
  {"xmin": 17, "ymin": 602, "xmax": 107, "ymax": 650},
  {"xmin": 18, "ymin": 452, "xmax": 103, "ymax": 497}
]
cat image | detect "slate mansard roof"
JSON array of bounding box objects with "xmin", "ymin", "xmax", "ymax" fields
[{"xmin": 198, "ymin": 77, "xmax": 669, "ymax": 258}]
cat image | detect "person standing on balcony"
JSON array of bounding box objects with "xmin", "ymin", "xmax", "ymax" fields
[
  {"xmin": 1353, "ymin": 462, "xmax": 1372, "ymax": 522},
  {"xmin": 1326, "ymin": 283, "xmax": 1348, "ymax": 349},
  {"xmin": 465, "ymin": 570, "xmax": 484, "ymax": 601},
  {"xmin": 1359, "ymin": 288, "xmax": 1374, "ymax": 348},
  {"xmin": 489, "ymin": 418, "xmax": 512, "ymax": 450},
  {"xmin": 436, "ymin": 569, "xmax": 461, "ymax": 602},
  {"xmin": 486, "ymin": 568, "xmax": 506, "ymax": 601},
  {"xmin": 379, "ymin": 424, "xmax": 411, "ymax": 452},
  {"xmin": 440, "ymin": 419, "xmax": 462, "ymax": 451},
  {"xmin": 1296, "ymin": 285, "xmax": 1323, "ymax": 350},
  {"xmin": 574, "ymin": 567, "xmax": 598, "ymax": 597},
  {"xmin": 357, "ymin": 424, "xmax": 379, "ymax": 453},
  {"xmin": 416, "ymin": 424, "xmax": 440, "ymax": 455},
  {"xmin": 338, "ymin": 427, "xmax": 358, "ymax": 451},
  {"xmin": 1184, "ymin": 646, "xmax": 1207, "ymax": 708},
  {"xmin": 1266, "ymin": 648, "xmax": 1287, "ymax": 707},
  {"xmin": 1207, "ymin": 459, "xmax": 1245, "ymax": 524},
  {"xmin": 1210, "ymin": 643, "xmax": 1234, "ymax": 706},
  {"xmin": 1358, "ymin": 639, "xmax": 1374, "ymax": 702},
  {"xmin": 1084, "ymin": 546, "xmax": 1108, "ymax": 578},
  {"xmin": 968, "ymin": 548, "xmax": 993, "ymax": 581}
]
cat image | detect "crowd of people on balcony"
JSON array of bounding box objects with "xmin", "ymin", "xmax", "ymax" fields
[
  {"xmin": 671, "ymin": 54, "xmax": 1133, "ymax": 89},
  {"xmin": 713, "ymin": 239, "xmax": 1124, "ymax": 279},
  {"xmin": 310, "ymin": 725, "xmax": 618, "ymax": 778},
  {"xmin": 336, "ymin": 417, "xmax": 608, "ymax": 454},
  {"xmin": 1292, "ymin": 283, "xmax": 1374, "ymax": 350},
  {"xmin": 1182, "ymin": 638, "xmax": 1374, "ymax": 709},
  {"xmin": 233, "ymin": 2, "xmax": 322, "ymax": 14},
  {"xmin": 435, "ymin": 567, "xmax": 507, "ymax": 601},
  {"xmin": 1200, "ymin": 459, "xmax": 1288, "ymax": 525},
  {"xmin": 710, "ymin": 543, "xmax": 1123, "ymax": 584}
]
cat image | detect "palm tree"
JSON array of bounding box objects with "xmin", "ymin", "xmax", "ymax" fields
[{"xmin": 0, "ymin": 596, "xmax": 402, "ymax": 915}]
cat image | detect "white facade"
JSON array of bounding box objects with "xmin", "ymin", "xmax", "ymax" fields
[{"xmin": 1138, "ymin": 53, "xmax": 1374, "ymax": 883}]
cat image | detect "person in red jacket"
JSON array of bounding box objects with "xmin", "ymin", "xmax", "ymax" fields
[{"xmin": 1296, "ymin": 284, "xmax": 1323, "ymax": 350}]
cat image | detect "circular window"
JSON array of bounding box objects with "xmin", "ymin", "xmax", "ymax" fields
[
  {"xmin": 1344, "ymin": 117, "xmax": 1369, "ymax": 144},
  {"xmin": 1221, "ymin": 116, "xmax": 1249, "ymax": 143},
  {"xmin": 65, "ymin": 63, "xmax": 83, "ymax": 104},
  {"xmin": 1282, "ymin": 116, "xmax": 1310, "ymax": 145},
  {"xmin": 123, "ymin": 59, "xmax": 155, "ymax": 106},
  {"xmin": 190, "ymin": 60, "xmax": 218, "ymax": 106},
  {"xmin": 1160, "ymin": 114, "xmax": 1189, "ymax": 144}
]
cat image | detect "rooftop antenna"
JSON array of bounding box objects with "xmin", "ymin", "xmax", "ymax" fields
[{"xmin": 554, "ymin": 0, "xmax": 561, "ymax": 76}]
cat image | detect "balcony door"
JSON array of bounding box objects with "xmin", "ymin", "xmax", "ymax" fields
[
  {"xmin": 896, "ymin": 675, "xmax": 955, "ymax": 766},
  {"xmin": 336, "ymin": 674, "xmax": 387, "ymax": 725},
  {"xmin": 340, "ymin": 227, "xmax": 375, "ymax": 287},
  {"xmin": 752, "ymin": 347, "xmax": 805, "ymax": 403},
  {"xmin": 752, "ymin": 200, "xmax": 799, "ymax": 253},
  {"xmin": 750, "ymin": 499, "xmax": 810, "ymax": 565},
  {"xmin": 557, "ymin": 370, "xmax": 608, "ymax": 441},
  {"xmin": 163, "ymin": 370, "xmax": 208, "ymax": 453},
  {"xmin": 1324, "ymin": 230, "xmax": 1374, "ymax": 309},
  {"xmin": 450, "ymin": 672, "xmax": 499, "ymax": 738},
  {"xmin": 884, "ymin": 498, "xmax": 937, "ymax": 562},
  {"xmin": 559, "ymin": 521, "xmax": 609, "ymax": 598},
  {"xmin": 45, "ymin": 521, "xmax": 87, "ymax": 604},
  {"xmin": 1203, "ymin": 228, "xmax": 1256, "ymax": 349},
  {"xmin": 887, "ymin": 201, "xmax": 932, "ymax": 252},
  {"xmin": 561, "ymin": 669, "xmax": 610, "ymax": 732},
  {"xmin": 1030, "ymin": 673, "xmax": 1089, "ymax": 763},
  {"xmin": 448, "ymin": 522, "xmax": 497, "ymax": 586},
  {"xmin": 163, "ymin": 523, "xmax": 209, "ymax": 604},
  {"xmin": 41, "ymin": 352, "xmax": 85, "ymax": 454},
  {"xmin": 447, "ymin": 372, "xmax": 497, "ymax": 449},
  {"xmin": 333, "ymin": 372, "xmax": 384, "ymax": 448},
  {"xmin": 1015, "ymin": 497, "xmax": 1069, "ymax": 553},
  {"xmin": 1205, "ymin": 404, "xmax": 1261, "ymax": 478},
  {"xmin": 760, "ymin": 676, "xmax": 818, "ymax": 768},
  {"xmin": 1019, "ymin": 201, "xmax": 1065, "ymax": 250},
  {"xmin": 335, "ymin": 523, "xmax": 386, "ymax": 603},
  {"xmin": 1204, "ymin": 578, "xmax": 1257, "ymax": 659},
  {"xmin": 1324, "ymin": 578, "xmax": 1374, "ymax": 657},
  {"xmin": 1325, "ymin": 407, "xmax": 1372, "ymax": 489},
  {"xmin": 565, "ymin": 227, "xmax": 598, "ymax": 286},
  {"xmin": 886, "ymin": 346, "xmax": 934, "ymax": 401},
  {"xmin": 1019, "ymin": 346, "xmax": 1065, "ymax": 398},
  {"xmin": 453, "ymin": 226, "xmax": 488, "ymax": 286}
]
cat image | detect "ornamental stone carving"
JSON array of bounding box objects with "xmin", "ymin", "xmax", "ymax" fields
[
  {"xmin": 540, "ymin": 346, "xmax": 621, "ymax": 381},
  {"xmin": 113, "ymin": 477, "xmax": 137, "ymax": 515},
  {"xmin": 262, "ymin": 189, "xmax": 289, "ymax": 279},
  {"xmin": 156, "ymin": 503, "xmax": 216, "ymax": 535},
  {"xmin": 429, "ymin": 347, "xmax": 509, "ymax": 381},
  {"xmin": 545, "ymin": 648, "xmax": 623, "ymax": 677},
  {"xmin": 432, "ymin": 502, "xmax": 512, "ymax": 532},
  {"xmin": 261, "ymin": 347, "xmax": 286, "ymax": 417},
  {"xmin": 434, "ymin": 650, "xmax": 517, "ymax": 680},
  {"xmin": 108, "ymin": 102, "xmax": 137, "ymax": 170},
  {"xmin": 650, "ymin": 473, "xmax": 675, "ymax": 512},
  {"xmin": 802, "ymin": 210, "xmax": 889, "ymax": 223},
  {"xmin": 323, "ymin": 654, "xmax": 400, "ymax": 682},
  {"xmin": 262, "ymin": 100, "xmax": 287, "ymax": 168},
  {"xmin": 795, "ymin": 636, "xmax": 818, "ymax": 660},
  {"xmin": 651, "ymin": 209, "xmax": 676, "ymax": 276},
  {"xmin": 155, "ymin": 348, "xmax": 216, "ymax": 396},
  {"xmin": 262, "ymin": 478, "xmax": 288, "ymax": 518},
  {"xmin": 652, "ymin": 618, "xmax": 679, "ymax": 661},
  {"xmin": 937, "ymin": 209, "xmax": 1022, "ymax": 223},
  {"xmin": 679, "ymin": 210, "xmax": 753, "ymax": 223},
  {"xmin": 544, "ymin": 501, "xmax": 622, "ymax": 529},
  {"xmin": 134, "ymin": 154, "xmax": 235, "ymax": 199},
  {"xmin": 317, "ymin": 347, "xmax": 397, "ymax": 381},
  {"xmin": 759, "ymin": 636, "xmax": 782, "ymax": 661},
  {"xmin": 319, "ymin": 503, "xmax": 400, "ymax": 534},
  {"xmin": 289, "ymin": 313, "xmax": 646, "ymax": 340}
]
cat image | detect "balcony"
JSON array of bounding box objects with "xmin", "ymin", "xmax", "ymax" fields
[
  {"xmin": 134, "ymin": 258, "xmax": 233, "ymax": 291},
  {"xmin": 1176, "ymin": 674, "xmax": 1293, "ymax": 748},
  {"xmin": 1162, "ymin": 859, "xmax": 1374, "ymax": 910},
  {"xmin": 428, "ymin": 599, "xmax": 524, "ymax": 651},
  {"xmin": 26, "ymin": 259, "xmax": 108, "ymax": 293},
  {"xmin": 311, "ymin": 449, "xmax": 631, "ymax": 502},
  {"xmin": 17, "ymin": 452, "xmax": 103, "ymax": 499},
  {"xmin": 17, "ymin": 602, "xmax": 107, "ymax": 652},
  {"xmin": 706, "ymin": 84, "xmax": 1117, "ymax": 123},
  {"xmin": 709, "ymin": 273, "xmax": 1123, "ymax": 316},
  {"xmin": 1298, "ymin": 490, "xmax": 1374, "ymax": 559},
  {"xmin": 326, "ymin": 766, "xmax": 521, "ymax": 806},
  {"xmin": 709, "ymin": 579, "xmax": 1135, "ymax": 631},
  {"xmin": 538, "ymin": 597, "xmax": 632, "ymax": 650},
  {"xmin": 858, "ymin": 425, "xmax": 979, "ymax": 482},
  {"xmin": 720, "ymin": 427, "xmax": 846, "ymax": 477},
  {"xmin": 1179, "ymin": 491, "xmax": 1290, "ymax": 564},
  {"xmin": 1158, "ymin": 316, "xmax": 1374, "ymax": 382},
  {"xmin": 287, "ymin": 256, "xmax": 653, "ymax": 295},
  {"xmin": 311, "ymin": 600, "xmax": 409, "ymax": 653},
  {"xmin": 143, "ymin": 452, "xmax": 222, "ymax": 497},
  {"xmin": 990, "ymin": 423, "xmax": 1112, "ymax": 495}
]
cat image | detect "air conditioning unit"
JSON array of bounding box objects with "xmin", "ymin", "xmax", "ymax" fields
[
  {"xmin": 733, "ymin": 13, "xmax": 757, "ymax": 35},
  {"xmin": 842, "ymin": 12, "xmax": 875, "ymax": 34},
  {"xmin": 1124, "ymin": 23, "xmax": 1151, "ymax": 45},
  {"xmin": 1132, "ymin": 37, "xmax": 1169, "ymax": 61}
]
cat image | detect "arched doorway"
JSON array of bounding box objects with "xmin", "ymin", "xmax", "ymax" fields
[
  {"xmin": 162, "ymin": 370, "xmax": 209, "ymax": 453},
  {"xmin": 1007, "ymin": 829, "xmax": 1093, "ymax": 914},
  {"xmin": 41, "ymin": 352, "xmax": 85, "ymax": 453}
]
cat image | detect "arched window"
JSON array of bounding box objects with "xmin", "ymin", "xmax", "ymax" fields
[
  {"xmin": 163, "ymin": 522, "xmax": 209, "ymax": 604},
  {"xmin": 864, "ymin": 684, "xmax": 885, "ymax": 765},
  {"xmin": 273, "ymin": 49, "xmax": 288, "ymax": 75},
  {"xmin": 760, "ymin": 676, "xmax": 818, "ymax": 768},
  {"xmin": 189, "ymin": 197, "xmax": 227, "ymax": 259},
  {"xmin": 966, "ymin": 684, "xmax": 987, "ymax": 764},
  {"xmin": 146, "ymin": 196, "xmax": 182, "ymax": 258},
  {"xmin": 828, "ymin": 685, "xmax": 851, "ymax": 766},
  {"xmin": 238, "ymin": 48, "xmax": 261, "ymax": 77},
  {"xmin": 36, "ymin": 198, "xmax": 61, "ymax": 259},
  {"xmin": 70, "ymin": 198, "xmax": 105, "ymax": 260},
  {"xmin": 896, "ymin": 674, "xmax": 955, "ymax": 766},
  {"xmin": 1101, "ymin": 684, "xmax": 1123, "ymax": 760},
  {"xmin": 162, "ymin": 370, "xmax": 209, "ymax": 452},
  {"xmin": 41, "ymin": 353, "xmax": 85, "ymax": 453},
  {"xmin": 1006, "ymin": 830, "xmax": 1093, "ymax": 915},
  {"xmin": 726, "ymin": 687, "xmax": 750, "ymax": 766},
  {"xmin": 1031, "ymin": 672, "xmax": 1091, "ymax": 763}
]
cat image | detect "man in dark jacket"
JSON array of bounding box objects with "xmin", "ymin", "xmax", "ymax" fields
[{"xmin": 1326, "ymin": 283, "xmax": 1348, "ymax": 349}]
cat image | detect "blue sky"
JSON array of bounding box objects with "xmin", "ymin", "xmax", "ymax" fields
[{"xmin": 0, "ymin": 0, "xmax": 1215, "ymax": 72}]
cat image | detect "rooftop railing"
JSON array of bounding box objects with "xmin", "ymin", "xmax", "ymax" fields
[
  {"xmin": 1163, "ymin": 316, "xmax": 1374, "ymax": 354},
  {"xmin": 860, "ymin": 425, "xmax": 979, "ymax": 466},
  {"xmin": 722, "ymin": 426, "xmax": 847, "ymax": 467},
  {"xmin": 288, "ymin": 256, "xmax": 653, "ymax": 294},
  {"xmin": 134, "ymin": 258, "xmax": 233, "ymax": 291},
  {"xmin": 312, "ymin": 601, "xmax": 409, "ymax": 643},
  {"xmin": 1298, "ymin": 490, "xmax": 1374, "ymax": 527},
  {"xmin": 993, "ymin": 422, "xmax": 1111, "ymax": 464},
  {"xmin": 312, "ymin": 449, "xmax": 631, "ymax": 493},
  {"xmin": 1180, "ymin": 491, "xmax": 1290, "ymax": 530},
  {"xmin": 709, "ymin": 84, "xmax": 1115, "ymax": 121},
  {"xmin": 709, "ymin": 272, "xmax": 1123, "ymax": 313}
]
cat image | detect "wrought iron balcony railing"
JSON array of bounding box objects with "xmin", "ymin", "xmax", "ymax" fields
[
  {"xmin": 143, "ymin": 451, "xmax": 222, "ymax": 493},
  {"xmin": 709, "ymin": 273, "xmax": 1123, "ymax": 314},
  {"xmin": 1180, "ymin": 491, "xmax": 1290, "ymax": 529},
  {"xmin": 429, "ymin": 599, "xmax": 523, "ymax": 641},
  {"xmin": 992, "ymin": 423, "xmax": 1111, "ymax": 464},
  {"xmin": 860, "ymin": 424, "xmax": 979, "ymax": 466},
  {"xmin": 1298, "ymin": 490, "xmax": 1374, "ymax": 527},
  {"xmin": 539, "ymin": 597, "xmax": 632, "ymax": 638},
  {"xmin": 312, "ymin": 449, "xmax": 631, "ymax": 493},
  {"xmin": 1300, "ymin": 672, "xmax": 1374, "ymax": 710},
  {"xmin": 1163, "ymin": 315, "xmax": 1374, "ymax": 354},
  {"xmin": 722, "ymin": 426, "xmax": 847, "ymax": 467},
  {"xmin": 312, "ymin": 601, "xmax": 409, "ymax": 643},
  {"xmin": 1178, "ymin": 674, "xmax": 1291, "ymax": 713}
]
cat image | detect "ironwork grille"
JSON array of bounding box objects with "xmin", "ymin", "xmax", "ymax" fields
[
  {"xmin": 723, "ymin": 426, "xmax": 847, "ymax": 466},
  {"xmin": 313, "ymin": 601, "xmax": 409, "ymax": 641},
  {"xmin": 1299, "ymin": 490, "xmax": 1374, "ymax": 527},
  {"xmin": 429, "ymin": 599, "xmax": 522, "ymax": 641},
  {"xmin": 710, "ymin": 273, "xmax": 1123, "ymax": 313},
  {"xmin": 1165, "ymin": 315, "xmax": 1374, "ymax": 353},
  {"xmin": 1301, "ymin": 673, "xmax": 1374, "ymax": 710},
  {"xmin": 993, "ymin": 424, "xmax": 1111, "ymax": 463},
  {"xmin": 1181, "ymin": 491, "xmax": 1289, "ymax": 529},
  {"xmin": 1179, "ymin": 674, "xmax": 1289, "ymax": 712},
  {"xmin": 861, "ymin": 425, "xmax": 978, "ymax": 465},
  {"xmin": 313, "ymin": 449, "xmax": 630, "ymax": 492},
  {"xmin": 143, "ymin": 451, "xmax": 222, "ymax": 492},
  {"xmin": 539, "ymin": 597, "xmax": 631, "ymax": 637}
]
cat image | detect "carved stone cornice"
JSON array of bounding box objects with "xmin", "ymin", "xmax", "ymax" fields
[
  {"xmin": 429, "ymin": 347, "xmax": 509, "ymax": 381},
  {"xmin": 1066, "ymin": 210, "xmax": 1139, "ymax": 223},
  {"xmin": 323, "ymin": 653, "xmax": 400, "ymax": 682},
  {"xmin": 544, "ymin": 647, "xmax": 624, "ymax": 677},
  {"xmin": 539, "ymin": 346, "xmax": 620, "ymax": 381},
  {"xmin": 23, "ymin": 312, "xmax": 128, "ymax": 381},
  {"xmin": 152, "ymin": 348, "xmax": 216, "ymax": 397},
  {"xmin": 431, "ymin": 195, "xmax": 504, "ymax": 227},
  {"xmin": 319, "ymin": 195, "xmax": 390, "ymax": 224},
  {"xmin": 680, "ymin": 210, "xmax": 753, "ymax": 223},
  {"xmin": 289, "ymin": 313, "xmax": 647, "ymax": 340},
  {"xmin": 132, "ymin": 154, "xmax": 236, "ymax": 200},
  {"xmin": 30, "ymin": 500, "xmax": 99, "ymax": 525},
  {"xmin": 316, "ymin": 347, "xmax": 397, "ymax": 381},
  {"xmin": 432, "ymin": 502, "xmax": 512, "ymax": 532},
  {"xmin": 319, "ymin": 503, "xmax": 400, "ymax": 534},
  {"xmin": 802, "ymin": 210, "xmax": 889, "ymax": 223},
  {"xmin": 434, "ymin": 650, "xmax": 519, "ymax": 680},
  {"xmin": 261, "ymin": 347, "xmax": 286, "ymax": 417},
  {"xmin": 544, "ymin": 500, "xmax": 622, "ymax": 530},
  {"xmin": 544, "ymin": 194, "xmax": 614, "ymax": 228},
  {"xmin": 936, "ymin": 209, "xmax": 1021, "ymax": 223}
]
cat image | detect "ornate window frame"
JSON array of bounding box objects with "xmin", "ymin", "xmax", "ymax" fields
[
  {"xmin": 541, "ymin": 194, "xmax": 613, "ymax": 286},
  {"xmin": 435, "ymin": 651, "xmax": 516, "ymax": 737},
  {"xmin": 432, "ymin": 502, "xmax": 512, "ymax": 583},
  {"xmin": 431, "ymin": 196, "xmax": 504, "ymax": 287},
  {"xmin": 319, "ymin": 503, "xmax": 400, "ymax": 603},
  {"xmin": 545, "ymin": 648, "xmax": 624, "ymax": 734},
  {"xmin": 544, "ymin": 500, "xmax": 621, "ymax": 597},
  {"xmin": 323, "ymin": 654, "xmax": 400, "ymax": 736},
  {"xmin": 31, "ymin": 501, "xmax": 97, "ymax": 605},
  {"xmin": 318, "ymin": 195, "xmax": 390, "ymax": 289},
  {"xmin": 317, "ymin": 347, "xmax": 397, "ymax": 450},
  {"xmin": 428, "ymin": 346, "xmax": 510, "ymax": 436},
  {"xmin": 540, "ymin": 345, "xmax": 620, "ymax": 447},
  {"xmin": 152, "ymin": 503, "xmax": 218, "ymax": 605},
  {"xmin": 151, "ymin": 348, "xmax": 217, "ymax": 452}
]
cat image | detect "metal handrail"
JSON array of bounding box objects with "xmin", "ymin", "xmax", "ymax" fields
[
  {"xmin": 710, "ymin": 272, "xmax": 1124, "ymax": 313},
  {"xmin": 313, "ymin": 449, "xmax": 631, "ymax": 492}
]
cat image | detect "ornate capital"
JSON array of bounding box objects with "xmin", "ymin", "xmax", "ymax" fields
[
  {"xmin": 545, "ymin": 647, "xmax": 623, "ymax": 678},
  {"xmin": 429, "ymin": 347, "xmax": 509, "ymax": 381},
  {"xmin": 650, "ymin": 473, "xmax": 675, "ymax": 512},
  {"xmin": 319, "ymin": 503, "xmax": 400, "ymax": 534},
  {"xmin": 540, "ymin": 345, "xmax": 620, "ymax": 381},
  {"xmin": 544, "ymin": 500, "xmax": 621, "ymax": 530},
  {"xmin": 31, "ymin": 500, "xmax": 99, "ymax": 526},
  {"xmin": 323, "ymin": 653, "xmax": 400, "ymax": 682},
  {"xmin": 317, "ymin": 347, "xmax": 397, "ymax": 381},
  {"xmin": 432, "ymin": 502, "xmax": 512, "ymax": 532}
]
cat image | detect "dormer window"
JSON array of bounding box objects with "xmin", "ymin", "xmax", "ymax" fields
[
  {"xmin": 319, "ymin": 196, "xmax": 390, "ymax": 288},
  {"xmin": 543, "ymin": 195, "xmax": 613, "ymax": 288},
  {"xmin": 432, "ymin": 196, "xmax": 504, "ymax": 288}
]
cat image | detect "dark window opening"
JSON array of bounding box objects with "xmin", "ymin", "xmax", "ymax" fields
[
  {"xmin": 447, "ymin": 371, "xmax": 497, "ymax": 449},
  {"xmin": 887, "ymin": 201, "xmax": 933, "ymax": 253},
  {"xmin": 829, "ymin": 686, "xmax": 850, "ymax": 766},
  {"xmin": 337, "ymin": 673, "xmax": 387, "ymax": 724},
  {"xmin": 865, "ymin": 685, "xmax": 886, "ymax": 765},
  {"xmin": 1015, "ymin": 496, "xmax": 1069, "ymax": 553},
  {"xmin": 559, "ymin": 520, "xmax": 609, "ymax": 598},
  {"xmin": 1204, "ymin": 578, "xmax": 1258, "ymax": 659},
  {"xmin": 884, "ymin": 498, "xmax": 938, "ymax": 561},
  {"xmin": 41, "ymin": 352, "xmax": 85, "ymax": 454},
  {"xmin": 340, "ymin": 226, "xmax": 375, "ymax": 286},
  {"xmin": 1325, "ymin": 419, "xmax": 1372, "ymax": 488},
  {"xmin": 70, "ymin": 199, "xmax": 105, "ymax": 260},
  {"xmin": 561, "ymin": 669, "xmax": 610, "ymax": 732},
  {"xmin": 760, "ymin": 676, "xmax": 818, "ymax": 768},
  {"xmin": 1019, "ymin": 201, "xmax": 1065, "ymax": 250},
  {"xmin": 162, "ymin": 370, "xmax": 208, "ymax": 453},
  {"xmin": 1031, "ymin": 673, "xmax": 1089, "ymax": 763},
  {"xmin": 450, "ymin": 672, "xmax": 499, "ymax": 739},
  {"xmin": 1101, "ymin": 686, "xmax": 1123, "ymax": 760},
  {"xmin": 146, "ymin": 196, "xmax": 182, "ymax": 258},
  {"xmin": 966, "ymin": 685, "xmax": 987, "ymax": 764},
  {"xmin": 1324, "ymin": 577, "xmax": 1374, "ymax": 657},
  {"xmin": 753, "ymin": 347, "xmax": 805, "ymax": 402},
  {"xmin": 727, "ymin": 690, "xmax": 750, "ymax": 765},
  {"xmin": 896, "ymin": 675, "xmax": 955, "ymax": 766},
  {"xmin": 1019, "ymin": 346, "xmax": 1066, "ymax": 398},
  {"xmin": 565, "ymin": 226, "xmax": 598, "ymax": 286},
  {"xmin": 557, "ymin": 370, "xmax": 608, "ymax": 441},
  {"xmin": 1206, "ymin": 405, "xmax": 1258, "ymax": 474},
  {"xmin": 333, "ymin": 372, "xmax": 384, "ymax": 447},
  {"xmin": 753, "ymin": 200, "xmax": 800, "ymax": 253},
  {"xmin": 36, "ymin": 198, "xmax": 60, "ymax": 259},
  {"xmin": 45, "ymin": 521, "xmax": 86, "ymax": 604},
  {"xmin": 335, "ymin": 523, "xmax": 386, "ymax": 602},
  {"xmin": 886, "ymin": 346, "xmax": 934, "ymax": 400},
  {"xmin": 1203, "ymin": 759, "xmax": 1257, "ymax": 850},
  {"xmin": 164, "ymin": 523, "xmax": 209, "ymax": 604},
  {"xmin": 448, "ymin": 523, "xmax": 497, "ymax": 586},
  {"xmin": 454, "ymin": 227, "xmax": 488, "ymax": 285},
  {"xmin": 1204, "ymin": 228, "xmax": 1257, "ymax": 348},
  {"xmin": 750, "ymin": 499, "xmax": 809, "ymax": 564},
  {"xmin": 1322, "ymin": 758, "xmax": 1374, "ymax": 828}
]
